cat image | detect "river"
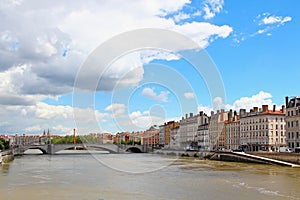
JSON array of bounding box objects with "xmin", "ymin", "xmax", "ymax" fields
[{"xmin": 1, "ymin": 152, "xmax": 300, "ymax": 200}]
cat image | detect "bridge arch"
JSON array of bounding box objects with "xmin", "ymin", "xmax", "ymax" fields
[
  {"xmin": 25, "ymin": 147, "xmax": 47, "ymax": 154},
  {"xmin": 126, "ymin": 147, "xmax": 142, "ymax": 153}
]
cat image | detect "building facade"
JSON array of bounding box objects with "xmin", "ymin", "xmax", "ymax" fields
[
  {"xmin": 209, "ymin": 109, "xmax": 228, "ymax": 151},
  {"xmin": 178, "ymin": 112, "xmax": 209, "ymax": 149},
  {"xmin": 225, "ymin": 110, "xmax": 240, "ymax": 150},
  {"xmin": 163, "ymin": 121, "xmax": 180, "ymax": 146},
  {"xmin": 285, "ymin": 96, "xmax": 300, "ymax": 151},
  {"xmin": 170, "ymin": 127, "xmax": 180, "ymax": 149},
  {"xmin": 240, "ymin": 105, "xmax": 286, "ymax": 152},
  {"xmin": 142, "ymin": 125, "xmax": 160, "ymax": 146},
  {"xmin": 159, "ymin": 125, "xmax": 165, "ymax": 146}
]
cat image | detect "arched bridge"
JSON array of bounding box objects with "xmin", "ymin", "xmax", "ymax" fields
[{"xmin": 17, "ymin": 144, "xmax": 149, "ymax": 154}]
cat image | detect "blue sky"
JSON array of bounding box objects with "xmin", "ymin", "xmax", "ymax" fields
[{"xmin": 0, "ymin": 0, "xmax": 299, "ymax": 135}]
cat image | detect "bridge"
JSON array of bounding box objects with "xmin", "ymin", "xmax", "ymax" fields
[{"xmin": 15, "ymin": 143, "xmax": 149, "ymax": 154}]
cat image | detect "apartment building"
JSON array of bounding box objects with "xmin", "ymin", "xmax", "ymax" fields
[
  {"xmin": 225, "ymin": 110, "xmax": 240, "ymax": 150},
  {"xmin": 240, "ymin": 105, "xmax": 285, "ymax": 152},
  {"xmin": 285, "ymin": 96, "xmax": 300, "ymax": 151},
  {"xmin": 209, "ymin": 109, "xmax": 228, "ymax": 151}
]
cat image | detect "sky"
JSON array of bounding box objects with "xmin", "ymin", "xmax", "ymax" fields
[{"xmin": 0, "ymin": 0, "xmax": 299, "ymax": 135}]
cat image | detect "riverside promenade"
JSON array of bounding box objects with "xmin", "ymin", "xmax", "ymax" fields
[{"xmin": 154, "ymin": 149, "xmax": 300, "ymax": 167}]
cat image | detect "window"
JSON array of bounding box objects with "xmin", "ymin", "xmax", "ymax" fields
[
  {"xmin": 276, "ymin": 131, "xmax": 278, "ymax": 137},
  {"xmin": 288, "ymin": 111, "xmax": 290, "ymax": 116},
  {"xmin": 276, "ymin": 117, "xmax": 278, "ymax": 122},
  {"xmin": 288, "ymin": 121, "xmax": 290, "ymax": 128},
  {"xmin": 276, "ymin": 124, "xmax": 278, "ymax": 129},
  {"xmin": 297, "ymin": 132, "xmax": 299, "ymax": 139},
  {"xmin": 291, "ymin": 111, "xmax": 294, "ymax": 116},
  {"xmin": 292, "ymin": 132, "xmax": 294, "ymax": 139},
  {"xmin": 288, "ymin": 132, "xmax": 290, "ymax": 139},
  {"xmin": 292, "ymin": 121, "xmax": 294, "ymax": 127}
]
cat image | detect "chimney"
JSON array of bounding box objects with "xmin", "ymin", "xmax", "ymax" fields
[
  {"xmin": 190, "ymin": 113, "xmax": 193, "ymax": 118},
  {"xmin": 239, "ymin": 109, "xmax": 246, "ymax": 117},
  {"xmin": 186, "ymin": 114, "xmax": 188, "ymax": 119},
  {"xmin": 273, "ymin": 105, "xmax": 276, "ymax": 112},
  {"xmin": 281, "ymin": 105, "xmax": 285, "ymax": 113},
  {"xmin": 262, "ymin": 105, "xmax": 268, "ymax": 112},
  {"xmin": 228, "ymin": 109, "xmax": 233, "ymax": 120},
  {"xmin": 285, "ymin": 96, "xmax": 289, "ymax": 107},
  {"xmin": 211, "ymin": 111, "xmax": 214, "ymax": 116},
  {"xmin": 254, "ymin": 107, "xmax": 258, "ymax": 113},
  {"xmin": 199, "ymin": 111, "xmax": 203, "ymax": 116}
]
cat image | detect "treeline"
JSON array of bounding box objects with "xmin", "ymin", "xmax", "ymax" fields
[
  {"xmin": 0, "ymin": 138, "xmax": 10, "ymax": 150},
  {"xmin": 51, "ymin": 135, "xmax": 82, "ymax": 144}
]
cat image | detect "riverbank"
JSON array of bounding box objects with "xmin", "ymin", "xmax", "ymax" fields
[
  {"xmin": 0, "ymin": 150, "xmax": 14, "ymax": 164},
  {"xmin": 154, "ymin": 149, "xmax": 300, "ymax": 167},
  {"xmin": 154, "ymin": 149, "xmax": 212, "ymax": 158}
]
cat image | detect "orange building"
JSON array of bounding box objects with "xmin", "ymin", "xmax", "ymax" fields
[{"xmin": 164, "ymin": 121, "xmax": 180, "ymax": 145}]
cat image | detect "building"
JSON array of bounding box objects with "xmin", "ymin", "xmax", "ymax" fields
[
  {"xmin": 159, "ymin": 125, "xmax": 165, "ymax": 146},
  {"xmin": 209, "ymin": 109, "xmax": 228, "ymax": 151},
  {"xmin": 285, "ymin": 96, "xmax": 300, "ymax": 151},
  {"xmin": 225, "ymin": 110, "xmax": 240, "ymax": 150},
  {"xmin": 196, "ymin": 111, "xmax": 209, "ymax": 150},
  {"xmin": 170, "ymin": 127, "xmax": 180, "ymax": 149},
  {"xmin": 142, "ymin": 125, "xmax": 160, "ymax": 146},
  {"xmin": 197, "ymin": 123, "xmax": 209, "ymax": 151},
  {"xmin": 240, "ymin": 105, "xmax": 286, "ymax": 152},
  {"xmin": 163, "ymin": 121, "xmax": 180, "ymax": 147},
  {"xmin": 178, "ymin": 112, "xmax": 209, "ymax": 149}
]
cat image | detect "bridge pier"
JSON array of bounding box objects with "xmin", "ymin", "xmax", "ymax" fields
[{"xmin": 47, "ymin": 144, "xmax": 55, "ymax": 155}]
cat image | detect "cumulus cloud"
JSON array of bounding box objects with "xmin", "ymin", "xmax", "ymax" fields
[
  {"xmin": 141, "ymin": 88, "xmax": 169, "ymax": 102},
  {"xmin": 184, "ymin": 92, "xmax": 195, "ymax": 99},
  {"xmin": 0, "ymin": 0, "xmax": 233, "ymax": 100},
  {"xmin": 0, "ymin": 0, "xmax": 235, "ymax": 134},
  {"xmin": 104, "ymin": 103, "xmax": 126, "ymax": 117},
  {"xmin": 202, "ymin": 0, "xmax": 224, "ymax": 19},
  {"xmin": 197, "ymin": 91, "xmax": 280, "ymax": 116}
]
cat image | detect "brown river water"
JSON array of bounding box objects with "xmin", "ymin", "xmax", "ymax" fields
[{"xmin": 1, "ymin": 151, "xmax": 300, "ymax": 200}]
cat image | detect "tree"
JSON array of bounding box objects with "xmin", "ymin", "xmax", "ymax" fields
[{"xmin": 0, "ymin": 138, "xmax": 10, "ymax": 150}]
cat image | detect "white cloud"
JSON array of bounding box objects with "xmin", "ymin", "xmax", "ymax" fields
[
  {"xmin": 173, "ymin": 12, "xmax": 190, "ymax": 23},
  {"xmin": 25, "ymin": 125, "xmax": 42, "ymax": 133},
  {"xmin": 173, "ymin": 22, "xmax": 232, "ymax": 48},
  {"xmin": 197, "ymin": 91, "xmax": 280, "ymax": 116},
  {"xmin": 128, "ymin": 110, "xmax": 164, "ymax": 130},
  {"xmin": 0, "ymin": 0, "xmax": 235, "ymax": 134},
  {"xmin": 262, "ymin": 15, "xmax": 292, "ymax": 25},
  {"xmin": 141, "ymin": 88, "xmax": 169, "ymax": 102},
  {"xmin": 0, "ymin": 0, "xmax": 232, "ymax": 99},
  {"xmin": 184, "ymin": 92, "xmax": 195, "ymax": 99},
  {"xmin": 202, "ymin": 0, "xmax": 224, "ymax": 20},
  {"xmin": 227, "ymin": 91, "xmax": 277, "ymax": 111},
  {"xmin": 104, "ymin": 103, "xmax": 126, "ymax": 116}
]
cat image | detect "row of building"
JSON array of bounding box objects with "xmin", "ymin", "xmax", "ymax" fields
[
  {"xmin": 112, "ymin": 96, "xmax": 300, "ymax": 152},
  {"xmin": 167, "ymin": 96, "xmax": 300, "ymax": 152},
  {"xmin": 1, "ymin": 96, "xmax": 299, "ymax": 152}
]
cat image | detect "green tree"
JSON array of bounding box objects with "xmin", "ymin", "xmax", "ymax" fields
[{"xmin": 0, "ymin": 138, "xmax": 10, "ymax": 150}]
